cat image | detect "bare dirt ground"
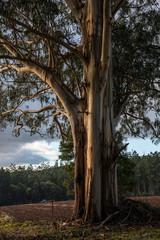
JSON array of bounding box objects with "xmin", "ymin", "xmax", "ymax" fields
[
  {"xmin": 0, "ymin": 196, "xmax": 160, "ymax": 223},
  {"xmin": 0, "ymin": 200, "xmax": 74, "ymax": 222},
  {"xmin": 130, "ymin": 196, "xmax": 160, "ymax": 209}
]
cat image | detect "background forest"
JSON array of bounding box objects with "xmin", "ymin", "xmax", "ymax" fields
[{"xmin": 0, "ymin": 141, "xmax": 160, "ymax": 206}]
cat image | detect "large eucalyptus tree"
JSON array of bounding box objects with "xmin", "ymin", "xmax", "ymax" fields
[{"xmin": 0, "ymin": 0, "xmax": 159, "ymax": 221}]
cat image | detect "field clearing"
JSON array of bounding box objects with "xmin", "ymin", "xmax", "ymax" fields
[
  {"xmin": 0, "ymin": 197, "xmax": 160, "ymax": 239},
  {"xmin": 0, "ymin": 196, "xmax": 160, "ymax": 223},
  {"xmin": 0, "ymin": 200, "xmax": 73, "ymax": 222}
]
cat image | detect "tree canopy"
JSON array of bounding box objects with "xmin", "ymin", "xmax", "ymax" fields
[{"xmin": 0, "ymin": 0, "xmax": 159, "ymax": 140}]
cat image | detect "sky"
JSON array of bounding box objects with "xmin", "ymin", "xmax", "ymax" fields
[
  {"xmin": 0, "ymin": 127, "xmax": 59, "ymax": 168},
  {"xmin": 0, "ymin": 127, "xmax": 160, "ymax": 168}
]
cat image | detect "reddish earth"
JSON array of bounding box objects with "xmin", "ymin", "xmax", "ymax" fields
[
  {"xmin": 129, "ymin": 196, "xmax": 160, "ymax": 209},
  {"xmin": 0, "ymin": 196, "xmax": 160, "ymax": 223},
  {"xmin": 0, "ymin": 201, "xmax": 74, "ymax": 222}
]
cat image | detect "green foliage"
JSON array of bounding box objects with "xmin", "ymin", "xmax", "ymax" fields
[
  {"xmin": 0, "ymin": 162, "xmax": 70, "ymax": 206},
  {"xmin": 62, "ymin": 161, "xmax": 74, "ymax": 198},
  {"xmin": 131, "ymin": 151, "xmax": 160, "ymax": 196},
  {"xmin": 112, "ymin": 2, "xmax": 160, "ymax": 142},
  {"xmin": 59, "ymin": 132, "xmax": 74, "ymax": 161},
  {"xmin": 59, "ymin": 132, "xmax": 74, "ymax": 198},
  {"xmin": 117, "ymin": 152, "xmax": 136, "ymax": 196}
]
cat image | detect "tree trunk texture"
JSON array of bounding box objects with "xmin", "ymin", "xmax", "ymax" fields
[
  {"xmin": 68, "ymin": 0, "xmax": 118, "ymax": 221},
  {"xmin": 70, "ymin": 69, "xmax": 118, "ymax": 221}
]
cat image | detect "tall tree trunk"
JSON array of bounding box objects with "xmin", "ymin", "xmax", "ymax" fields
[
  {"xmin": 67, "ymin": 0, "xmax": 118, "ymax": 221},
  {"xmin": 69, "ymin": 66, "xmax": 118, "ymax": 221}
]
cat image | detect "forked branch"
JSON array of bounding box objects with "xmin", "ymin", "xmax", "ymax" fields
[{"xmin": 1, "ymin": 105, "xmax": 66, "ymax": 132}]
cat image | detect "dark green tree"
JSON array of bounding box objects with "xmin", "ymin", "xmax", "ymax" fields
[
  {"xmin": 0, "ymin": 163, "xmax": 70, "ymax": 206},
  {"xmin": 59, "ymin": 133, "xmax": 74, "ymax": 162},
  {"xmin": 59, "ymin": 132, "xmax": 74, "ymax": 198},
  {"xmin": 58, "ymin": 132, "xmax": 75, "ymax": 199},
  {"xmin": 117, "ymin": 152, "xmax": 136, "ymax": 196},
  {"xmin": 0, "ymin": 168, "xmax": 10, "ymax": 205},
  {"xmin": 132, "ymin": 152, "xmax": 160, "ymax": 196}
]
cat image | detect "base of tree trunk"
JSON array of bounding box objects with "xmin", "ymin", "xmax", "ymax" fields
[
  {"xmin": 69, "ymin": 198, "xmax": 160, "ymax": 225},
  {"xmin": 99, "ymin": 198, "xmax": 160, "ymax": 226}
]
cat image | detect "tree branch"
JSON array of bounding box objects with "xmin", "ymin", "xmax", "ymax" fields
[
  {"xmin": 134, "ymin": 44, "xmax": 160, "ymax": 51},
  {"xmin": 13, "ymin": 87, "xmax": 52, "ymax": 110},
  {"xmin": 1, "ymin": 15, "xmax": 88, "ymax": 66},
  {"xmin": 15, "ymin": 9, "xmax": 33, "ymax": 25},
  {"xmin": 0, "ymin": 36, "xmax": 23, "ymax": 58},
  {"xmin": 0, "ymin": 64, "xmax": 32, "ymax": 73},
  {"xmin": 1, "ymin": 105, "xmax": 56, "ymax": 117},
  {"xmin": 114, "ymin": 94, "xmax": 129, "ymax": 126},
  {"xmin": 0, "ymin": 36, "xmax": 80, "ymax": 108},
  {"xmin": 0, "ymin": 23, "xmax": 83, "ymax": 119},
  {"xmin": 112, "ymin": 0, "xmax": 126, "ymax": 17},
  {"xmin": 125, "ymin": 112, "xmax": 159, "ymax": 138},
  {"xmin": 53, "ymin": 112, "xmax": 68, "ymax": 138},
  {"xmin": 1, "ymin": 105, "xmax": 58, "ymax": 132},
  {"xmin": 124, "ymin": 114, "xmax": 145, "ymax": 139},
  {"xmin": 60, "ymin": 54, "xmax": 82, "ymax": 97},
  {"xmin": 0, "ymin": 57, "xmax": 80, "ymax": 116},
  {"xmin": 64, "ymin": 0, "xmax": 84, "ymax": 24}
]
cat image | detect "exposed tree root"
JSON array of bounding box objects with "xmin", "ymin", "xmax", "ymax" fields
[
  {"xmin": 59, "ymin": 198, "xmax": 160, "ymax": 229},
  {"xmin": 96, "ymin": 211, "xmax": 119, "ymax": 230}
]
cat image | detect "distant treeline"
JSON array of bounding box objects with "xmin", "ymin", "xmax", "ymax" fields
[
  {"xmin": 117, "ymin": 151, "xmax": 160, "ymax": 197},
  {"xmin": 0, "ymin": 151, "xmax": 160, "ymax": 206},
  {"xmin": 131, "ymin": 151, "xmax": 160, "ymax": 196},
  {"xmin": 0, "ymin": 161, "xmax": 71, "ymax": 206}
]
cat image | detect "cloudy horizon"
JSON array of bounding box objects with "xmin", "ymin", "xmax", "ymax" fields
[
  {"xmin": 0, "ymin": 127, "xmax": 59, "ymax": 167},
  {"xmin": 0, "ymin": 126, "xmax": 160, "ymax": 168}
]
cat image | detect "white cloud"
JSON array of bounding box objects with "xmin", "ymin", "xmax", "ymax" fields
[
  {"xmin": 22, "ymin": 141, "xmax": 58, "ymax": 160},
  {"xmin": 0, "ymin": 147, "xmax": 49, "ymax": 167},
  {"xmin": 0, "ymin": 128, "xmax": 59, "ymax": 167}
]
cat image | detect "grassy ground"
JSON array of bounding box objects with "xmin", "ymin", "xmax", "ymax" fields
[{"xmin": 0, "ymin": 213, "xmax": 160, "ymax": 240}]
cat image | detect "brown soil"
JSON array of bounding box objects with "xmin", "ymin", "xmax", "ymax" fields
[
  {"xmin": 0, "ymin": 196, "xmax": 160, "ymax": 223},
  {"xmin": 129, "ymin": 196, "xmax": 160, "ymax": 209},
  {"xmin": 0, "ymin": 200, "xmax": 74, "ymax": 222}
]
